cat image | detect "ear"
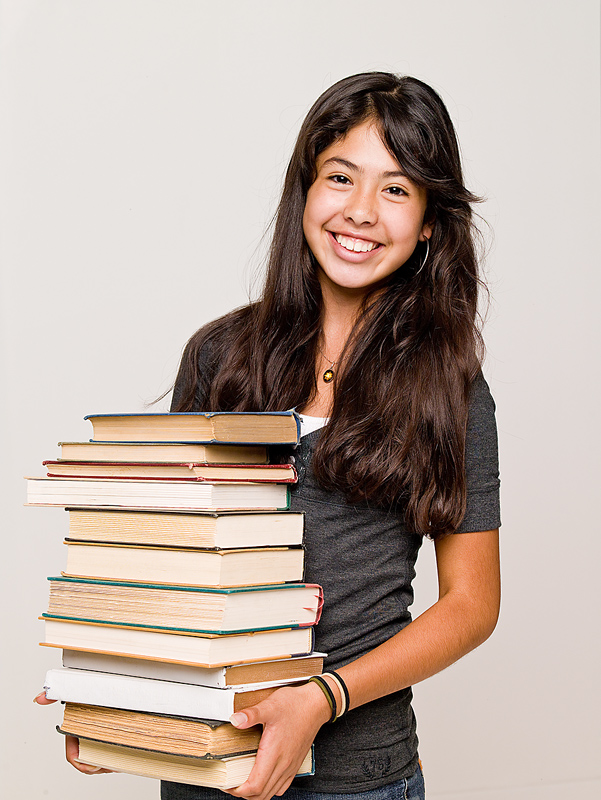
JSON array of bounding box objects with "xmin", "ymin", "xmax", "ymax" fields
[{"xmin": 419, "ymin": 222, "xmax": 433, "ymax": 242}]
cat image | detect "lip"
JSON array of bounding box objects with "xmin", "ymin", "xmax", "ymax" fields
[{"xmin": 328, "ymin": 231, "xmax": 383, "ymax": 261}]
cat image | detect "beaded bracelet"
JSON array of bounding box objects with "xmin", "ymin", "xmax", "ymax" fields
[{"xmin": 308, "ymin": 675, "xmax": 337, "ymax": 723}]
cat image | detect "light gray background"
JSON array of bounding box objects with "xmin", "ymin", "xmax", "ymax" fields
[{"xmin": 1, "ymin": 1, "xmax": 599, "ymax": 798}]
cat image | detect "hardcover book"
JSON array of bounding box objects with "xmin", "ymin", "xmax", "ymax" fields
[
  {"xmin": 61, "ymin": 649, "xmax": 325, "ymax": 688},
  {"xmin": 62, "ymin": 542, "xmax": 305, "ymax": 587},
  {"xmin": 84, "ymin": 410, "xmax": 301, "ymax": 445},
  {"xmin": 65, "ymin": 508, "xmax": 305, "ymax": 549},
  {"xmin": 58, "ymin": 441, "xmax": 269, "ymax": 464},
  {"xmin": 45, "ymin": 667, "xmax": 311, "ymax": 720},
  {"xmin": 43, "ymin": 461, "xmax": 297, "ymax": 483},
  {"xmin": 26, "ymin": 477, "xmax": 291, "ymax": 512},
  {"xmin": 42, "ymin": 618, "xmax": 316, "ymax": 667},
  {"xmin": 44, "ymin": 577, "xmax": 323, "ymax": 633},
  {"xmin": 72, "ymin": 738, "xmax": 314, "ymax": 788},
  {"xmin": 59, "ymin": 703, "xmax": 263, "ymax": 759}
]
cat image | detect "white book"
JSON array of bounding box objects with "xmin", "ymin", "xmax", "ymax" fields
[
  {"xmin": 62, "ymin": 650, "xmax": 326, "ymax": 688},
  {"xmin": 26, "ymin": 476, "xmax": 290, "ymax": 511},
  {"xmin": 44, "ymin": 668, "xmax": 308, "ymax": 721}
]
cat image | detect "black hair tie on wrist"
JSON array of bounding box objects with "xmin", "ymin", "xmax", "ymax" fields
[
  {"xmin": 323, "ymin": 671, "xmax": 350, "ymax": 718},
  {"xmin": 308, "ymin": 675, "xmax": 337, "ymax": 723}
]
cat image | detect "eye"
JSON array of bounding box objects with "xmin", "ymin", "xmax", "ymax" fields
[
  {"xmin": 329, "ymin": 174, "xmax": 351, "ymax": 185},
  {"xmin": 385, "ymin": 185, "xmax": 407, "ymax": 197}
]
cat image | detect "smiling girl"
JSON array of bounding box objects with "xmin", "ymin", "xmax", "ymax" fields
[{"xmin": 40, "ymin": 72, "xmax": 501, "ymax": 800}]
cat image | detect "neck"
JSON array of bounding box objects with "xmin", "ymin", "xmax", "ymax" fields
[{"xmin": 319, "ymin": 280, "xmax": 365, "ymax": 356}]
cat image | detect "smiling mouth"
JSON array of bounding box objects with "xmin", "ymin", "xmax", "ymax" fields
[{"xmin": 331, "ymin": 232, "xmax": 382, "ymax": 253}]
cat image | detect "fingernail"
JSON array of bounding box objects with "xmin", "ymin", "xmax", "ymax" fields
[
  {"xmin": 87, "ymin": 766, "xmax": 103, "ymax": 773},
  {"xmin": 33, "ymin": 691, "xmax": 46, "ymax": 703},
  {"xmin": 229, "ymin": 712, "xmax": 247, "ymax": 727}
]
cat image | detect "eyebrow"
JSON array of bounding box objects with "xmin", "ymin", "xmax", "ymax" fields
[{"xmin": 321, "ymin": 157, "xmax": 408, "ymax": 180}]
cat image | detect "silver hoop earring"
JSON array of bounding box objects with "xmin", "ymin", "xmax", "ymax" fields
[{"xmin": 416, "ymin": 238, "xmax": 430, "ymax": 274}]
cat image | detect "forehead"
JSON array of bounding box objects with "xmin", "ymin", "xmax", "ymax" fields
[{"xmin": 316, "ymin": 121, "xmax": 402, "ymax": 172}]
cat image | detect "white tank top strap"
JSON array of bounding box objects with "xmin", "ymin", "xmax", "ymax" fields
[{"xmin": 297, "ymin": 413, "xmax": 329, "ymax": 437}]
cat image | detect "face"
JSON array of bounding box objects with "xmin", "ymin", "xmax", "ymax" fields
[{"xmin": 302, "ymin": 121, "xmax": 432, "ymax": 299}]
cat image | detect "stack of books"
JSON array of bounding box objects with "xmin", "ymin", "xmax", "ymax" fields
[{"xmin": 27, "ymin": 410, "xmax": 323, "ymax": 789}]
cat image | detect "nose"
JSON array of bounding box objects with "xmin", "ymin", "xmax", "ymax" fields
[{"xmin": 343, "ymin": 185, "xmax": 377, "ymax": 226}]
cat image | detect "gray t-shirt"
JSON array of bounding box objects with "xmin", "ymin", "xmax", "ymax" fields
[
  {"xmin": 166, "ymin": 368, "xmax": 501, "ymax": 795},
  {"xmin": 275, "ymin": 373, "xmax": 500, "ymax": 791}
]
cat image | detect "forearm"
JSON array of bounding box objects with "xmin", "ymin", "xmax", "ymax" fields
[
  {"xmin": 329, "ymin": 529, "xmax": 501, "ymax": 712},
  {"xmin": 333, "ymin": 586, "xmax": 499, "ymax": 711}
]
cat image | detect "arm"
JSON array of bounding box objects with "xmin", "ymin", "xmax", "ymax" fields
[
  {"xmin": 342, "ymin": 528, "xmax": 500, "ymax": 706},
  {"xmin": 228, "ymin": 528, "xmax": 500, "ymax": 800}
]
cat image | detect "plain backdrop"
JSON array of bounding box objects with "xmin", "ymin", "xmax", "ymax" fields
[{"xmin": 1, "ymin": 1, "xmax": 599, "ymax": 798}]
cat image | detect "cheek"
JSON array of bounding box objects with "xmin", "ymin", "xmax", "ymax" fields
[
  {"xmin": 303, "ymin": 198, "xmax": 326, "ymax": 247},
  {"xmin": 388, "ymin": 209, "xmax": 428, "ymax": 246},
  {"xmin": 304, "ymin": 184, "xmax": 338, "ymax": 229},
  {"xmin": 301, "ymin": 206, "xmax": 314, "ymax": 247}
]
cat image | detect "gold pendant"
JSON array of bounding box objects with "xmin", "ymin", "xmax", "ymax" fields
[{"xmin": 323, "ymin": 369, "xmax": 334, "ymax": 383}]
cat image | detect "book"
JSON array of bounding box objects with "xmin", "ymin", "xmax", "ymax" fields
[
  {"xmin": 42, "ymin": 618, "xmax": 316, "ymax": 667},
  {"xmin": 65, "ymin": 508, "xmax": 305, "ymax": 549},
  {"xmin": 60, "ymin": 703, "xmax": 262, "ymax": 759},
  {"xmin": 62, "ymin": 542, "xmax": 305, "ymax": 587},
  {"xmin": 62, "ymin": 649, "xmax": 325, "ymax": 687},
  {"xmin": 26, "ymin": 477, "xmax": 291, "ymax": 511},
  {"xmin": 85, "ymin": 410, "xmax": 301, "ymax": 445},
  {"xmin": 45, "ymin": 667, "xmax": 308, "ymax": 719},
  {"xmin": 44, "ymin": 461, "xmax": 296, "ymax": 482},
  {"xmin": 44, "ymin": 578, "xmax": 323, "ymax": 633},
  {"xmin": 58, "ymin": 441, "xmax": 268, "ymax": 464},
  {"xmin": 72, "ymin": 738, "xmax": 314, "ymax": 788}
]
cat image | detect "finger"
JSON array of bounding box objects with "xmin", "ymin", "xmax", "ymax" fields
[
  {"xmin": 257, "ymin": 742, "xmax": 312, "ymax": 800},
  {"xmin": 229, "ymin": 702, "xmax": 269, "ymax": 730},
  {"xmin": 230, "ymin": 743, "xmax": 291, "ymax": 800},
  {"xmin": 229, "ymin": 711, "xmax": 249, "ymax": 728},
  {"xmin": 273, "ymin": 768, "xmax": 299, "ymax": 797},
  {"xmin": 66, "ymin": 735, "xmax": 113, "ymax": 775},
  {"xmin": 272, "ymin": 773, "xmax": 295, "ymax": 797},
  {"xmin": 33, "ymin": 691, "xmax": 56, "ymax": 705}
]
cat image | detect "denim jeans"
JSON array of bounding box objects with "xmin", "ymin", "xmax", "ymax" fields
[{"xmin": 161, "ymin": 763, "xmax": 425, "ymax": 800}]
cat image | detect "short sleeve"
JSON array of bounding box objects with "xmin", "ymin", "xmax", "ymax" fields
[{"xmin": 457, "ymin": 372, "xmax": 501, "ymax": 533}]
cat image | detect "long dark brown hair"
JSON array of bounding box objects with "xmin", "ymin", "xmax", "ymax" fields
[{"xmin": 173, "ymin": 72, "xmax": 484, "ymax": 539}]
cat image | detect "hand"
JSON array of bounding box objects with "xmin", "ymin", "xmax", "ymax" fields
[
  {"xmin": 226, "ymin": 681, "xmax": 333, "ymax": 800},
  {"xmin": 33, "ymin": 691, "xmax": 113, "ymax": 774}
]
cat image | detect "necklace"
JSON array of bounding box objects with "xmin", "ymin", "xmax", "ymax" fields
[{"xmin": 317, "ymin": 344, "xmax": 337, "ymax": 383}]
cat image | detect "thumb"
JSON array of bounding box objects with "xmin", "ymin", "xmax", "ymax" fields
[{"xmin": 230, "ymin": 704, "xmax": 263, "ymax": 729}]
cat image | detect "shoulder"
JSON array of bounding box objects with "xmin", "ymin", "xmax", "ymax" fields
[
  {"xmin": 461, "ymin": 370, "xmax": 501, "ymax": 532},
  {"xmin": 468, "ymin": 371, "xmax": 497, "ymax": 429},
  {"xmin": 193, "ymin": 304, "xmax": 256, "ymax": 353},
  {"xmin": 466, "ymin": 370, "xmax": 499, "ymax": 460},
  {"xmin": 171, "ymin": 304, "xmax": 256, "ymax": 411}
]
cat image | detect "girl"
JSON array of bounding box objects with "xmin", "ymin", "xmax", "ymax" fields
[
  {"xmin": 165, "ymin": 72, "xmax": 500, "ymax": 800},
  {"xmin": 40, "ymin": 72, "xmax": 501, "ymax": 800}
]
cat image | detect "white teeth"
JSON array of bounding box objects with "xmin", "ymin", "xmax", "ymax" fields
[{"xmin": 335, "ymin": 234, "xmax": 378, "ymax": 253}]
